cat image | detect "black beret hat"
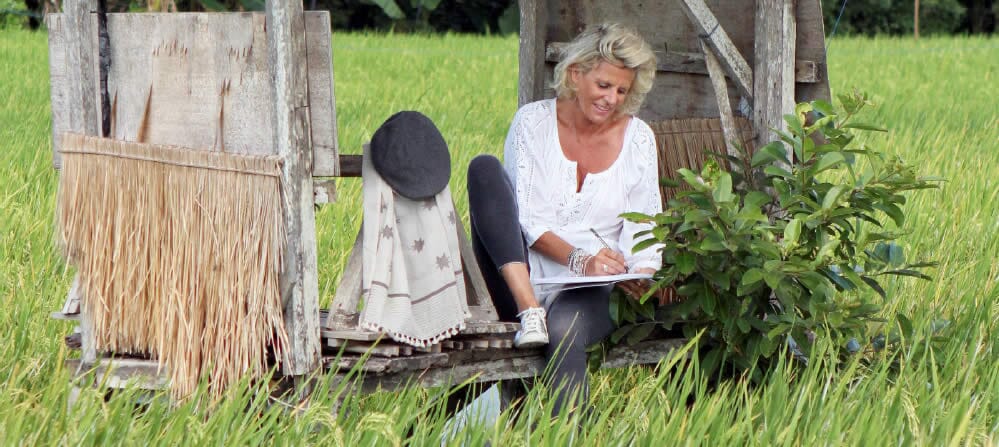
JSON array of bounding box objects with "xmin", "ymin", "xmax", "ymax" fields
[{"xmin": 370, "ymin": 111, "xmax": 451, "ymax": 200}]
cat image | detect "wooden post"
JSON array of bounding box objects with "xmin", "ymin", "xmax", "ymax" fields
[
  {"xmin": 914, "ymin": 0, "xmax": 920, "ymax": 40},
  {"xmin": 266, "ymin": 0, "xmax": 322, "ymax": 376},
  {"xmin": 61, "ymin": 0, "xmax": 100, "ymax": 366},
  {"xmin": 679, "ymin": 0, "xmax": 754, "ymax": 100},
  {"xmin": 700, "ymin": 38, "xmax": 742, "ymax": 173},
  {"xmin": 518, "ymin": 0, "xmax": 547, "ymax": 107},
  {"xmin": 753, "ymin": 0, "xmax": 796, "ymax": 170},
  {"xmin": 58, "ymin": 0, "xmax": 99, "ymax": 164}
]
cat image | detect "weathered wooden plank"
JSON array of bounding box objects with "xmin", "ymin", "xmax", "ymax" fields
[
  {"xmin": 324, "ymin": 228, "xmax": 362, "ymax": 330},
  {"xmin": 268, "ymin": 1, "xmax": 321, "ymax": 377},
  {"xmin": 45, "ymin": 14, "xmax": 75, "ymax": 168},
  {"xmin": 455, "ymin": 220, "xmax": 499, "ymax": 322},
  {"xmin": 329, "ymin": 340, "xmax": 403, "ymax": 357},
  {"xmin": 700, "ymin": 38, "xmax": 742, "ymax": 171},
  {"xmin": 51, "ymin": 312, "xmax": 81, "ymax": 321},
  {"xmin": 517, "ymin": 0, "xmax": 547, "ymax": 107},
  {"xmin": 337, "ymin": 154, "xmax": 362, "ymax": 177},
  {"xmin": 753, "ymin": 0, "xmax": 796, "ymax": 169},
  {"xmin": 59, "ymin": 274, "xmax": 83, "ymax": 315},
  {"xmin": 599, "ymin": 338, "xmax": 688, "ymax": 369},
  {"xmin": 545, "ymin": 43, "xmax": 819, "ymax": 83},
  {"xmin": 456, "ymin": 320, "xmax": 518, "ymax": 335},
  {"xmin": 66, "ymin": 358, "xmax": 168, "ymax": 390},
  {"xmin": 679, "ymin": 0, "xmax": 753, "ymax": 99},
  {"xmin": 313, "ymin": 178, "xmax": 337, "ymax": 204},
  {"xmin": 794, "ymin": 0, "xmax": 832, "ymax": 104},
  {"xmin": 304, "ymin": 12, "xmax": 340, "ymax": 178},
  {"xmin": 322, "ymin": 330, "xmax": 381, "ymax": 342},
  {"xmin": 47, "ymin": 12, "xmax": 337, "ymax": 170}
]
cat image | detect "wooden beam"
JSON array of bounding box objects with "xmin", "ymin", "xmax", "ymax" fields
[
  {"xmin": 700, "ymin": 38, "xmax": 743, "ymax": 173},
  {"xmin": 324, "ymin": 228, "xmax": 362, "ymax": 330},
  {"xmin": 753, "ymin": 0, "xmax": 797, "ymax": 169},
  {"xmin": 517, "ymin": 0, "xmax": 547, "ymax": 107},
  {"xmin": 679, "ymin": 0, "xmax": 754, "ymax": 99},
  {"xmin": 545, "ymin": 43, "xmax": 820, "ymax": 83},
  {"xmin": 455, "ymin": 216, "xmax": 499, "ymax": 322},
  {"xmin": 267, "ymin": 0, "xmax": 322, "ymax": 376},
  {"xmin": 304, "ymin": 12, "xmax": 340, "ymax": 178}
]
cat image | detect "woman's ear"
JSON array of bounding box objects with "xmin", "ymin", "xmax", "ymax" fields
[{"xmin": 569, "ymin": 65, "xmax": 581, "ymax": 85}]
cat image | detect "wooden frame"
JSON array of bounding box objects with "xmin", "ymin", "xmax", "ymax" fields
[{"xmin": 49, "ymin": 0, "xmax": 334, "ymax": 377}]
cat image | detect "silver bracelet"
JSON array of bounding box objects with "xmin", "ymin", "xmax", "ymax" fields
[{"xmin": 567, "ymin": 247, "xmax": 592, "ymax": 276}]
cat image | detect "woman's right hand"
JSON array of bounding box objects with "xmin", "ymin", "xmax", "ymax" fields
[{"xmin": 585, "ymin": 248, "xmax": 627, "ymax": 276}]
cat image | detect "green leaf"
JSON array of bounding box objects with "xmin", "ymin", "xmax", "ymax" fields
[
  {"xmin": 896, "ymin": 314, "xmax": 913, "ymax": 338},
  {"xmin": 367, "ymin": 0, "xmax": 406, "ymax": 19},
  {"xmin": 764, "ymin": 271, "xmax": 785, "ymax": 290},
  {"xmin": 764, "ymin": 165, "xmax": 793, "ymax": 179},
  {"xmin": 712, "ymin": 172, "xmax": 735, "ymax": 203},
  {"xmin": 197, "ymin": 0, "xmax": 227, "ymax": 11},
  {"xmin": 736, "ymin": 318, "xmax": 751, "ymax": 334},
  {"xmin": 784, "ymin": 218, "xmax": 802, "ymax": 248},
  {"xmin": 822, "ymin": 185, "xmax": 847, "ymax": 209},
  {"xmin": 610, "ymin": 325, "xmax": 634, "ymax": 344},
  {"xmin": 619, "ymin": 212, "xmax": 654, "ymax": 223},
  {"xmin": 626, "ymin": 324, "xmax": 655, "ymax": 345},
  {"xmin": 741, "ymin": 268, "xmax": 765, "ymax": 287},
  {"xmin": 811, "ymin": 99, "xmax": 835, "ymax": 116},
  {"xmin": 843, "ymin": 122, "xmax": 888, "ymax": 132},
  {"xmin": 881, "ymin": 269, "xmax": 932, "ymax": 281},
  {"xmin": 860, "ymin": 276, "xmax": 888, "ymax": 298},
  {"xmin": 609, "ymin": 293, "xmax": 621, "ymax": 323},
  {"xmin": 752, "ymin": 141, "xmax": 791, "ymax": 167},
  {"xmin": 812, "ymin": 152, "xmax": 846, "ymax": 175},
  {"xmin": 873, "ymin": 203, "xmax": 905, "ymax": 226},
  {"xmin": 743, "ymin": 191, "xmax": 771, "ymax": 212},
  {"xmin": 631, "ymin": 238, "xmax": 660, "ymax": 254},
  {"xmin": 676, "ymin": 252, "xmax": 696, "ymax": 275}
]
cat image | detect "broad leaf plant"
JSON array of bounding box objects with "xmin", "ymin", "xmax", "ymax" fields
[{"xmin": 599, "ymin": 92, "xmax": 942, "ymax": 378}]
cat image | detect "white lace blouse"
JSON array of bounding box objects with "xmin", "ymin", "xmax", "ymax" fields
[{"xmin": 503, "ymin": 99, "xmax": 663, "ymax": 297}]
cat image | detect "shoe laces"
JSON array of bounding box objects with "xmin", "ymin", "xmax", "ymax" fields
[{"xmin": 518, "ymin": 307, "xmax": 545, "ymax": 333}]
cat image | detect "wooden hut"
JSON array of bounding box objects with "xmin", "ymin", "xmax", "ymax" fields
[{"xmin": 48, "ymin": 0, "xmax": 830, "ymax": 402}]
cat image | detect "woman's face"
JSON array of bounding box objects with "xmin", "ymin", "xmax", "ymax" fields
[{"xmin": 569, "ymin": 61, "xmax": 635, "ymax": 125}]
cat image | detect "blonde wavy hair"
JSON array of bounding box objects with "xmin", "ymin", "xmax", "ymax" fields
[{"xmin": 552, "ymin": 23, "xmax": 657, "ymax": 116}]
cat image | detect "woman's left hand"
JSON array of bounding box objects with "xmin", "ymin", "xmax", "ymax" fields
[
  {"xmin": 616, "ymin": 267, "xmax": 654, "ymax": 299},
  {"xmin": 616, "ymin": 267, "xmax": 678, "ymax": 305}
]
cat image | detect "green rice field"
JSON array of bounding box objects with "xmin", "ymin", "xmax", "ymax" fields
[{"xmin": 0, "ymin": 30, "xmax": 996, "ymax": 445}]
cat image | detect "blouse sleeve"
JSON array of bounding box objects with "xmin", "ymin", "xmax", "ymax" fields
[
  {"xmin": 618, "ymin": 121, "xmax": 664, "ymax": 272},
  {"xmin": 503, "ymin": 104, "xmax": 556, "ymax": 246}
]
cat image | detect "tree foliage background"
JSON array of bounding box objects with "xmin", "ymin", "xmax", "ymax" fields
[{"xmin": 3, "ymin": 0, "xmax": 996, "ymax": 35}]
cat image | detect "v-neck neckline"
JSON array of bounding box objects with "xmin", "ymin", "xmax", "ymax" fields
[{"xmin": 552, "ymin": 99, "xmax": 634, "ymax": 193}]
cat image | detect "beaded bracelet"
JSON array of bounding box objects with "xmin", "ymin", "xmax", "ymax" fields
[{"xmin": 567, "ymin": 247, "xmax": 592, "ymax": 276}]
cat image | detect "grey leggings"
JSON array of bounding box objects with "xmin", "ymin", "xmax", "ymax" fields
[{"xmin": 467, "ymin": 155, "xmax": 616, "ymax": 415}]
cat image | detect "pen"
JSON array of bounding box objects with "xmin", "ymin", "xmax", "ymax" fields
[{"xmin": 589, "ymin": 228, "xmax": 612, "ymax": 251}]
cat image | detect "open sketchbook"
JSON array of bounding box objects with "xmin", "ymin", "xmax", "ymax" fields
[{"xmin": 531, "ymin": 273, "xmax": 653, "ymax": 292}]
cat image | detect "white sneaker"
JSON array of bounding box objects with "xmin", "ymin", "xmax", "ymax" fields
[{"xmin": 514, "ymin": 307, "xmax": 549, "ymax": 348}]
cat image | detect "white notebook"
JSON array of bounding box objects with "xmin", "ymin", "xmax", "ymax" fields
[{"xmin": 531, "ymin": 272, "xmax": 653, "ymax": 287}]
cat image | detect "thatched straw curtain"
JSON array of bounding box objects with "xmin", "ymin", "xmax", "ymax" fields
[
  {"xmin": 57, "ymin": 133, "xmax": 289, "ymax": 399},
  {"xmin": 652, "ymin": 117, "xmax": 756, "ymax": 204}
]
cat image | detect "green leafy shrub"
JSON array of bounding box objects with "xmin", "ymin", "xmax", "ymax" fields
[{"xmin": 609, "ymin": 92, "xmax": 942, "ymax": 378}]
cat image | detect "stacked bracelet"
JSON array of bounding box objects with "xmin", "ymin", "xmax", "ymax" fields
[{"xmin": 567, "ymin": 247, "xmax": 592, "ymax": 276}]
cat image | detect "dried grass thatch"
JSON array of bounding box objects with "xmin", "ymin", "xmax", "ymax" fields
[
  {"xmin": 651, "ymin": 117, "xmax": 756, "ymax": 204},
  {"xmin": 56, "ymin": 133, "xmax": 289, "ymax": 399}
]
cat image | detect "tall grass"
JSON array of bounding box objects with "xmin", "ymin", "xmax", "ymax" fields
[{"xmin": 0, "ymin": 30, "xmax": 996, "ymax": 445}]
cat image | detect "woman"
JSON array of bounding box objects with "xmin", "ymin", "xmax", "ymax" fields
[{"xmin": 467, "ymin": 23, "xmax": 664, "ymax": 415}]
